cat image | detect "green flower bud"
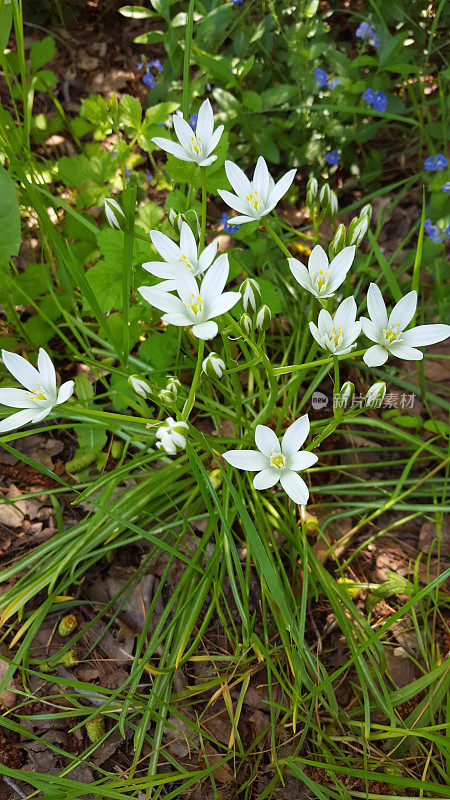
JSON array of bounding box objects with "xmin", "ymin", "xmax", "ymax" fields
[
  {"xmin": 365, "ymin": 381, "xmax": 386, "ymax": 409},
  {"xmin": 129, "ymin": 375, "xmax": 152, "ymax": 399},
  {"xmin": 240, "ymin": 278, "xmax": 261, "ymax": 312},
  {"xmin": 319, "ymin": 182, "xmax": 331, "ymax": 209},
  {"xmin": 86, "ymin": 715, "xmax": 105, "ymax": 744},
  {"xmin": 306, "ymin": 176, "xmax": 318, "ymax": 211},
  {"xmin": 347, "ymin": 214, "xmax": 369, "ymax": 246},
  {"xmin": 202, "ymin": 353, "xmax": 225, "ymax": 379},
  {"xmin": 329, "ymin": 190, "xmax": 338, "ymax": 218},
  {"xmin": 328, "ymin": 223, "xmax": 346, "ymax": 259},
  {"xmin": 255, "ymin": 305, "xmax": 271, "ymax": 332},
  {"xmin": 58, "ymin": 615, "xmax": 78, "ymax": 637},
  {"xmin": 208, "ymin": 468, "xmax": 222, "ymax": 490},
  {"xmin": 360, "ymin": 203, "xmax": 372, "ymax": 223},
  {"xmin": 104, "ymin": 198, "xmax": 125, "ymax": 230},
  {"xmin": 159, "ymin": 376, "xmax": 181, "ymax": 404},
  {"xmin": 240, "ymin": 313, "xmax": 253, "ymax": 335},
  {"xmin": 58, "ymin": 649, "xmax": 79, "ymax": 667},
  {"xmin": 334, "ymin": 380, "xmax": 355, "ymax": 411}
]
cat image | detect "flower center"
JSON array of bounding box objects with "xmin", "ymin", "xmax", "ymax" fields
[
  {"xmin": 245, "ymin": 189, "xmax": 259, "ymax": 210},
  {"xmin": 313, "ymin": 269, "xmax": 330, "ymax": 292},
  {"xmin": 178, "ymin": 253, "xmax": 191, "ymax": 268},
  {"xmin": 25, "ymin": 383, "xmax": 46, "ymax": 403},
  {"xmin": 382, "ymin": 321, "xmax": 403, "ymax": 345},
  {"xmin": 327, "ymin": 324, "xmax": 343, "ymax": 348},
  {"xmin": 269, "ymin": 449, "xmax": 286, "ymax": 470},
  {"xmin": 190, "ymin": 135, "xmax": 202, "ymax": 155},
  {"xmin": 185, "ymin": 292, "xmax": 204, "ymax": 316}
]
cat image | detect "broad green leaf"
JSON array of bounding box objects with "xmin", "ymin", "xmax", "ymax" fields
[
  {"xmin": 0, "ymin": 165, "xmax": 20, "ymax": 270},
  {"xmin": 119, "ymin": 94, "xmax": 142, "ymax": 132},
  {"xmin": 261, "ymin": 84, "xmax": 296, "ymax": 106},
  {"xmin": 133, "ymin": 31, "xmax": 164, "ymax": 44},
  {"xmin": 30, "ymin": 35, "xmax": 55, "ymax": 72},
  {"xmin": 242, "ymin": 90, "xmax": 262, "ymax": 112},
  {"xmin": 144, "ymin": 101, "xmax": 179, "ymax": 125},
  {"xmin": 139, "ymin": 327, "xmax": 179, "ymax": 370},
  {"xmin": 0, "ymin": 0, "xmax": 12, "ymax": 53}
]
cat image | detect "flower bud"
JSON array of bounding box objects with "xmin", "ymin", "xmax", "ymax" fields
[
  {"xmin": 347, "ymin": 214, "xmax": 369, "ymax": 246},
  {"xmin": 58, "ymin": 649, "xmax": 79, "ymax": 667},
  {"xmin": 104, "ymin": 197, "xmax": 126, "ymax": 229},
  {"xmin": 58, "ymin": 614, "xmax": 77, "ymax": 637},
  {"xmin": 365, "ymin": 381, "xmax": 386, "ymax": 409},
  {"xmin": 240, "ymin": 313, "xmax": 253, "ymax": 335},
  {"xmin": 208, "ymin": 468, "xmax": 222, "ymax": 490},
  {"xmin": 319, "ymin": 182, "xmax": 331, "ymax": 208},
  {"xmin": 159, "ymin": 376, "xmax": 181, "ymax": 403},
  {"xmin": 156, "ymin": 417, "xmax": 188, "ymax": 455},
  {"xmin": 360, "ymin": 203, "xmax": 372, "ymax": 223},
  {"xmin": 202, "ymin": 352, "xmax": 225, "ymax": 379},
  {"xmin": 86, "ymin": 716, "xmax": 105, "ymax": 744},
  {"xmin": 328, "ymin": 223, "xmax": 346, "ymax": 258},
  {"xmin": 169, "ymin": 208, "xmax": 183, "ymax": 232},
  {"xmin": 129, "ymin": 375, "xmax": 152, "ymax": 399},
  {"xmin": 334, "ymin": 380, "xmax": 355, "ymax": 411},
  {"xmin": 329, "ymin": 190, "xmax": 338, "ymax": 218},
  {"xmin": 240, "ymin": 278, "xmax": 261, "ymax": 312},
  {"xmin": 306, "ymin": 177, "xmax": 318, "ymax": 210},
  {"xmin": 255, "ymin": 305, "xmax": 271, "ymax": 332}
]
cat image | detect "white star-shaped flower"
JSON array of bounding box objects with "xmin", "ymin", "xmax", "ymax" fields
[
  {"xmin": 288, "ymin": 244, "xmax": 355, "ymax": 299},
  {"xmin": 138, "ymin": 256, "xmax": 240, "ymax": 340},
  {"xmin": 217, "ymin": 157, "xmax": 296, "ymax": 225},
  {"xmin": 361, "ymin": 284, "xmax": 450, "ymax": 367},
  {"xmin": 0, "ymin": 349, "xmax": 74, "ymax": 433},
  {"xmin": 223, "ymin": 415, "xmax": 317, "ymax": 505},
  {"xmin": 151, "ymin": 99, "xmax": 224, "ymax": 167},
  {"xmin": 143, "ymin": 221, "xmax": 223, "ymax": 288},
  {"xmin": 156, "ymin": 417, "xmax": 188, "ymax": 455},
  {"xmin": 309, "ymin": 296, "xmax": 361, "ymax": 355}
]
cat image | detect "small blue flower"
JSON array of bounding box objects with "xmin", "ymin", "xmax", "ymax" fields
[
  {"xmin": 424, "ymin": 219, "xmax": 434, "ymax": 235},
  {"xmin": 220, "ymin": 211, "xmax": 240, "ymax": 233},
  {"xmin": 137, "ymin": 60, "xmax": 144, "ymax": 71},
  {"xmin": 356, "ymin": 21, "xmax": 379, "ymax": 46},
  {"xmin": 372, "ymin": 91, "xmax": 388, "ymax": 112},
  {"xmin": 314, "ymin": 68, "xmax": 328, "ymax": 88},
  {"xmin": 148, "ymin": 59, "xmax": 163, "ymax": 72},
  {"xmin": 230, "ymin": 0, "xmax": 244, "ymax": 4},
  {"xmin": 441, "ymin": 182, "xmax": 450, "ymax": 192},
  {"xmin": 424, "ymin": 156, "xmax": 436, "ymax": 171},
  {"xmin": 124, "ymin": 167, "xmax": 131, "ymax": 177},
  {"xmin": 325, "ymin": 150, "xmax": 340, "ymax": 166},
  {"xmin": 444, "ymin": 224, "xmax": 450, "ymax": 238},
  {"xmin": 327, "ymin": 77, "xmax": 341, "ymax": 90},
  {"xmin": 434, "ymin": 153, "xmax": 448, "ymax": 171},
  {"xmin": 424, "ymin": 218, "xmax": 445, "ymax": 243},
  {"xmin": 188, "ymin": 113, "xmax": 198, "ymax": 130},
  {"xmin": 146, "ymin": 169, "xmax": 153, "ymax": 185},
  {"xmin": 363, "ymin": 88, "xmax": 375, "ymax": 105},
  {"xmin": 142, "ymin": 72, "xmax": 156, "ymax": 88}
]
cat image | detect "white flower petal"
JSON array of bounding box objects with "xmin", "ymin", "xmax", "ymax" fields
[
  {"xmin": 207, "ymin": 291, "xmax": 240, "ymax": 317},
  {"xmin": 191, "ymin": 321, "xmax": 218, "ymax": 339},
  {"xmin": 198, "ymin": 155, "xmax": 217, "ymax": 167},
  {"xmin": 402, "ymin": 324, "xmax": 450, "ymax": 347},
  {"xmin": 253, "ymin": 156, "xmax": 271, "ymax": 197},
  {"xmin": 0, "ymin": 407, "xmax": 43, "ymax": 433},
  {"xmin": 222, "ymin": 449, "xmax": 268, "ymax": 471},
  {"xmin": 266, "ymin": 168, "xmax": 296, "ymax": 210},
  {"xmin": 37, "ymin": 349, "xmax": 56, "ymax": 397},
  {"xmin": 388, "ymin": 343, "xmax": 423, "ymax": 361},
  {"xmin": 222, "ymin": 214, "xmax": 257, "ymax": 225},
  {"xmin": 309, "ymin": 321, "xmax": 322, "ymax": 346},
  {"xmin": 363, "ymin": 344, "xmax": 389, "ymax": 367},
  {"xmin": 286, "ymin": 450, "xmax": 318, "ymax": 471},
  {"xmin": 253, "ymin": 468, "xmax": 280, "ymax": 490},
  {"xmin": 333, "ymin": 296, "xmax": 356, "ymax": 328},
  {"xmin": 150, "ymin": 230, "xmax": 181, "ymax": 263},
  {"xmin": 361, "ymin": 317, "xmax": 383, "ymax": 343},
  {"xmin": 224, "ymin": 160, "xmax": 252, "ymax": 197},
  {"xmin": 1, "ymin": 350, "xmax": 41, "ymax": 392},
  {"xmin": 288, "ymin": 258, "xmax": 311, "ymax": 291},
  {"xmin": 199, "ymin": 240, "xmax": 219, "ymax": 270},
  {"xmin": 255, "ymin": 425, "xmax": 280, "ymax": 456},
  {"xmin": 280, "ymin": 470, "xmax": 309, "ymax": 504},
  {"xmin": 216, "ymin": 190, "xmax": 252, "ymax": 216},
  {"xmin": 317, "ymin": 308, "xmax": 333, "ymax": 334},
  {"xmin": 179, "ymin": 222, "xmax": 198, "ymax": 264},
  {"xmin": 138, "ymin": 286, "xmax": 186, "ymax": 314},
  {"xmin": 56, "ymin": 380, "xmax": 74, "ymax": 405},
  {"xmin": 142, "ymin": 261, "xmax": 175, "ymax": 279},
  {"xmin": 388, "ymin": 290, "xmax": 417, "ymax": 330},
  {"xmin": 197, "ymin": 98, "xmax": 214, "ymax": 141},
  {"xmin": 151, "ymin": 137, "xmax": 192, "ymax": 161},
  {"xmin": 201, "ymin": 256, "xmax": 229, "ymax": 299},
  {"xmin": 366, "ymin": 283, "xmax": 388, "ymax": 329},
  {"xmin": 281, "ymin": 415, "xmax": 310, "ymax": 456},
  {"xmin": 206, "ymin": 125, "xmax": 224, "ymax": 155},
  {"xmin": 173, "ymin": 269, "xmax": 199, "ymax": 303},
  {"xmin": 173, "ymin": 113, "xmax": 196, "ymax": 152},
  {"xmin": 162, "ymin": 312, "xmax": 193, "ymax": 326},
  {"xmin": 0, "ymin": 388, "xmax": 36, "ymax": 408},
  {"xmin": 308, "ymin": 246, "xmax": 329, "ymax": 277}
]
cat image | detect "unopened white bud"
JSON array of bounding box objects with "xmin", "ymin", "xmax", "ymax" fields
[
  {"xmin": 240, "ymin": 278, "xmax": 261, "ymax": 312},
  {"xmin": 240, "ymin": 313, "xmax": 253, "ymax": 335},
  {"xmin": 329, "ymin": 190, "xmax": 338, "ymax": 218},
  {"xmin": 347, "ymin": 214, "xmax": 369, "ymax": 246},
  {"xmin": 128, "ymin": 375, "xmax": 151, "ymax": 399},
  {"xmin": 104, "ymin": 198, "xmax": 126, "ymax": 229},
  {"xmin": 202, "ymin": 352, "xmax": 225, "ymax": 379},
  {"xmin": 155, "ymin": 417, "xmax": 188, "ymax": 455},
  {"xmin": 334, "ymin": 380, "xmax": 354, "ymax": 412},
  {"xmin": 169, "ymin": 209, "xmax": 184, "ymax": 233},
  {"xmin": 365, "ymin": 382, "xmax": 386, "ymax": 409},
  {"xmin": 256, "ymin": 305, "xmax": 271, "ymax": 332},
  {"xmin": 319, "ymin": 182, "xmax": 331, "ymax": 208},
  {"xmin": 328, "ymin": 223, "xmax": 346, "ymax": 258},
  {"xmin": 306, "ymin": 177, "xmax": 318, "ymax": 210},
  {"xmin": 360, "ymin": 203, "xmax": 372, "ymax": 223}
]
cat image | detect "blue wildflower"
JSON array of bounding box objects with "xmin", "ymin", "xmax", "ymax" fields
[
  {"xmin": 442, "ymin": 182, "xmax": 450, "ymax": 192},
  {"xmin": 372, "ymin": 91, "xmax": 388, "ymax": 112},
  {"xmin": 325, "ymin": 150, "xmax": 340, "ymax": 166},
  {"xmin": 142, "ymin": 72, "xmax": 156, "ymax": 88},
  {"xmin": 124, "ymin": 167, "xmax": 131, "ymax": 177},
  {"xmin": 188, "ymin": 113, "xmax": 198, "ymax": 130},
  {"xmin": 220, "ymin": 212, "xmax": 240, "ymax": 233},
  {"xmin": 363, "ymin": 88, "xmax": 375, "ymax": 105},
  {"xmin": 148, "ymin": 59, "xmax": 163, "ymax": 72},
  {"xmin": 146, "ymin": 170, "xmax": 153, "ymax": 184},
  {"xmin": 424, "ymin": 218, "xmax": 445, "ymax": 243},
  {"xmin": 230, "ymin": 0, "xmax": 244, "ymax": 4},
  {"xmin": 137, "ymin": 60, "xmax": 144, "ymax": 71},
  {"xmin": 314, "ymin": 68, "xmax": 328, "ymax": 88},
  {"xmin": 356, "ymin": 21, "xmax": 379, "ymax": 47},
  {"xmin": 444, "ymin": 224, "xmax": 450, "ymax": 238},
  {"xmin": 435, "ymin": 153, "xmax": 448, "ymax": 171},
  {"xmin": 424, "ymin": 219, "xmax": 434, "ymax": 235},
  {"xmin": 424, "ymin": 156, "xmax": 436, "ymax": 171},
  {"xmin": 327, "ymin": 77, "xmax": 341, "ymax": 90}
]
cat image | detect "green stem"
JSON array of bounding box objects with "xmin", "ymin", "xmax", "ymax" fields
[
  {"xmin": 262, "ymin": 217, "xmax": 291, "ymax": 258},
  {"xmin": 274, "ymin": 348, "xmax": 367, "ymax": 376},
  {"xmin": 199, "ymin": 167, "xmax": 207, "ymax": 253},
  {"xmin": 122, "ymin": 186, "xmax": 137, "ymax": 367},
  {"xmin": 333, "ymin": 356, "xmax": 340, "ymax": 394},
  {"xmin": 62, "ymin": 405, "xmax": 157, "ymax": 427},
  {"xmin": 181, "ymin": 339, "xmax": 205, "ymax": 421}
]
